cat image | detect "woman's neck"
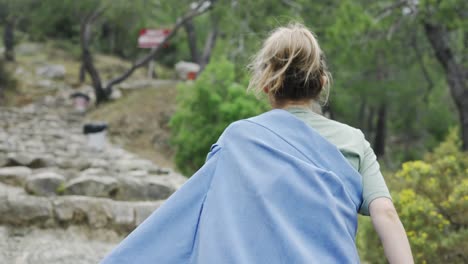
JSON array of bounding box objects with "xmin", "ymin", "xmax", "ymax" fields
[{"xmin": 271, "ymin": 99, "xmax": 322, "ymax": 114}]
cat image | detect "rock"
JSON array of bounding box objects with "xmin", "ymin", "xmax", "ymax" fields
[
  {"xmin": 155, "ymin": 167, "xmax": 171, "ymax": 175},
  {"xmin": 114, "ymin": 177, "xmax": 142, "ymax": 201},
  {"xmin": 0, "ymin": 195, "xmax": 53, "ymax": 225},
  {"xmin": 89, "ymin": 159, "xmax": 108, "ymax": 169},
  {"xmin": 114, "ymin": 159, "xmax": 158, "ymax": 172},
  {"xmin": 0, "ymin": 144, "xmax": 7, "ymax": 153},
  {"xmin": 0, "ymin": 153, "xmax": 8, "ymax": 167},
  {"xmin": 175, "ymin": 61, "xmax": 200, "ymax": 80},
  {"xmin": 14, "ymin": 66, "xmax": 27, "ymax": 76},
  {"xmin": 25, "ymin": 172, "xmax": 66, "ymax": 196},
  {"xmin": 52, "ymin": 199, "xmax": 74, "ymax": 222},
  {"xmin": 36, "ymin": 64, "xmax": 66, "ymax": 79},
  {"xmin": 56, "ymin": 158, "xmax": 90, "ymax": 170},
  {"xmin": 109, "ymin": 88, "xmax": 122, "ymax": 100},
  {"xmin": 127, "ymin": 170, "xmax": 148, "ymax": 178},
  {"xmin": 7, "ymin": 152, "xmax": 35, "ymax": 166},
  {"xmin": 16, "ymin": 43, "xmax": 43, "ymax": 55},
  {"xmin": 7, "ymin": 152, "xmax": 50, "ymax": 168},
  {"xmin": 116, "ymin": 177, "xmax": 174, "ymax": 201},
  {"xmin": 80, "ymin": 167, "xmax": 106, "ymax": 176},
  {"xmin": 37, "ymin": 79, "xmax": 57, "ymax": 90},
  {"xmin": 0, "ymin": 166, "xmax": 32, "ymax": 186},
  {"xmin": 134, "ymin": 201, "xmax": 162, "ymax": 225},
  {"xmin": 109, "ymin": 202, "xmax": 135, "ymax": 229},
  {"xmin": 164, "ymin": 173, "xmax": 187, "ymax": 189},
  {"xmin": 145, "ymin": 178, "xmax": 175, "ymax": 200},
  {"xmin": 53, "ymin": 197, "xmax": 112, "ymax": 228},
  {"xmin": 64, "ymin": 175, "xmax": 119, "ymax": 198}
]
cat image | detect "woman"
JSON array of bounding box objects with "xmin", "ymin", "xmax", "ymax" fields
[{"xmin": 102, "ymin": 24, "xmax": 413, "ymax": 264}]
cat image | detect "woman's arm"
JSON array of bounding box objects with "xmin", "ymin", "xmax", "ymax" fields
[{"xmin": 369, "ymin": 197, "xmax": 414, "ymax": 264}]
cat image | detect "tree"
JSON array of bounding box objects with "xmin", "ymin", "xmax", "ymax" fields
[
  {"xmin": 0, "ymin": 0, "xmax": 34, "ymax": 61},
  {"xmin": 183, "ymin": 10, "xmax": 219, "ymax": 72},
  {"xmin": 291, "ymin": 0, "xmax": 461, "ymax": 165},
  {"xmin": 423, "ymin": 22, "xmax": 468, "ymax": 150},
  {"xmin": 372, "ymin": 0, "xmax": 468, "ymax": 149},
  {"xmin": 2, "ymin": 16, "xmax": 15, "ymax": 61},
  {"xmin": 80, "ymin": 0, "xmax": 217, "ymax": 104},
  {"xmin": 170, "ymin": 57, "xmax": 267, "ymax": 175}
]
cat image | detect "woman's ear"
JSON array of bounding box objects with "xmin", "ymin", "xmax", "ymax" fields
[
  {"xmin": 321, "ymin": 75, "xmax": 328, "ymax": 88},
  {"xmin": 263, "ymin": 87, "xmax": 269, "ymax": 93}
]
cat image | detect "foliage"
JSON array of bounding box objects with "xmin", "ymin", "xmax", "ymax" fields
[
  {"xmin": 358, "ymin": 129, "xmax": 468, "ymax": 263},
  {"xmin": 170, "ymin": 58, "xmax": 268, "ymax": 175},
  {"xmin": 24, "ymin": 0, "xmax": 157, "ymax": 58},
  {"xmin": 316, "ymin": 0, "xmax": 461, "ymax": 163}
]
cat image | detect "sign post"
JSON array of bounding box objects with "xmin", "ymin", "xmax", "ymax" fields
[{"xmin": 138, "ymin": 29, "xmax": 171, "ymax": 79}]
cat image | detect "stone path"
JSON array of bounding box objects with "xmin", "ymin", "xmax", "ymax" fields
[
  {"xmin": 0, "ymin": 226, "xmax": 119, "ymax": 264},
  {"xmin": 0, "ymin": 95, "xmax": 186, "ymax": 263}
]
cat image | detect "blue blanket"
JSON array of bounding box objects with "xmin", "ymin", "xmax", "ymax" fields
[{"xmin": 102, "ymin": 109, "xmax": 363, "ymax": 263}]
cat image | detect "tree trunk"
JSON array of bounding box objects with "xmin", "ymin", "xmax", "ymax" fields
[
  {"xmin": 367, "ymin": 106, "xmax": 375, "ymax": 139},
  {"xmin": 322, "ymin": 103, "xmax": 335, "ymax": 120},
  {"xmin": 374, "ymin": 103, "xmax": 386, "ymax": 157},
  {"xmin": 198, "ymin": 25, "xmax": 218, "ymax": 73},
  {"xmin": 197, "ymin": 14, "xmax": 219, "ymax": 74},
  {"xmin": 0, "ymin": 88, "xmax": 3, "ymax": 105},
  {"xmin": 83, "ymin": 48, "xmax": 107, "ymax": 103},
  {"xmin": 184, "ymin": 18, "xmax": 199, "ymax": 63},
  {"xmin": 3, "ymin": 18, "xmax": 15, "ymax": 61},
  {"xmin": 79, "ymin": 63, "xmax": 86, "ymax": 83},
  {"xmin": 0, "ymin": 59, "xmax": 3, "ymax": 102},
  {"xmin": 80, "ymin": 10, "xmax": 108, "ymax": 104},
  {"xmin": 358, "ymin": 99, "xmax": 367, "ymax": 132},
  {"xmin": 424, "ymin": 22, "xmax": 468, "ymax": 150}
]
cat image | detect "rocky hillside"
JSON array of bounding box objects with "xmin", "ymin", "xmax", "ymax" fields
[{"xmin": 0, "ymin": 42, "xmax": 185, "ymax": 263}]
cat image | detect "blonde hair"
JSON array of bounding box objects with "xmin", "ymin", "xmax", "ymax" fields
[{"xmin": 247, "ymin": 23, "xmax": 331, "ymax": 104}]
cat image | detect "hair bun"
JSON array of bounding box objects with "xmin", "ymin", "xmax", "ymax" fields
[{"xmin": 247, "ymin": 23, "xmax": 331, "ymax": 104}]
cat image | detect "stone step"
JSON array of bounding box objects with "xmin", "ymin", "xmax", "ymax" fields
[
  {"xmin": 0, "ymin": 166, "xmax": 184, "ymax": 201},
  {"xmin": 0, "ymin": 184, "xmax": 163, "ymax": 234}
]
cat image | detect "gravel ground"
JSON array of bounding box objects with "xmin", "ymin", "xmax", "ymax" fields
[{"xmin": 0, "ymin": 225, "xmax": 122, "ymax": 264}]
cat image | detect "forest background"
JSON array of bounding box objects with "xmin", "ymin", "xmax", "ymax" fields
[{"xmin": 0, "ymin": 0, "xmax": 467, "ymax": 263}]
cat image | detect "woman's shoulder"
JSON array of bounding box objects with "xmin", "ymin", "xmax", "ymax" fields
[
  {"xmin": 320, "ymin": 115, "xmax": 361, "ymax": 134},
  {"xmin": 288, "ymin": 109, "xmax": 366, "ymax": 152}
]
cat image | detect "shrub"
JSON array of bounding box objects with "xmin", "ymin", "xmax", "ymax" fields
[
  {"xmin": 358, "ymin": 129, "xmax": 468, "ymax": 263},
  {"xmin": 170, "ymin": 58, "xmax": 267, "ymax": 176}
]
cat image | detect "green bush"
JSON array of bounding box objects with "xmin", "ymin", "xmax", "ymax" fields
[
  {"xmin": 358, "ymin": 129, "xmax": 468, "ymax": 263},
  {"xmin": 170, "ymin": 57, "xmax": 268, "ymax": 176}
]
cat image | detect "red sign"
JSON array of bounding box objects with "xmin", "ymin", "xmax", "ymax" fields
[{"xmin": 138, "ymin": 29, "xmax": 171, "ymax": 48}]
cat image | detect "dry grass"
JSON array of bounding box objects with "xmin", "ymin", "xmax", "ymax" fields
[{"xmin": 87, "ymin": 82, "xmax": 179, "ymax": 169}]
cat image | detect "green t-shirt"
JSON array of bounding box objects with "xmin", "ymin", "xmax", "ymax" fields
[{"xmin": 286, "ymin": 106, "xmax": 391, "ymax": 215}]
